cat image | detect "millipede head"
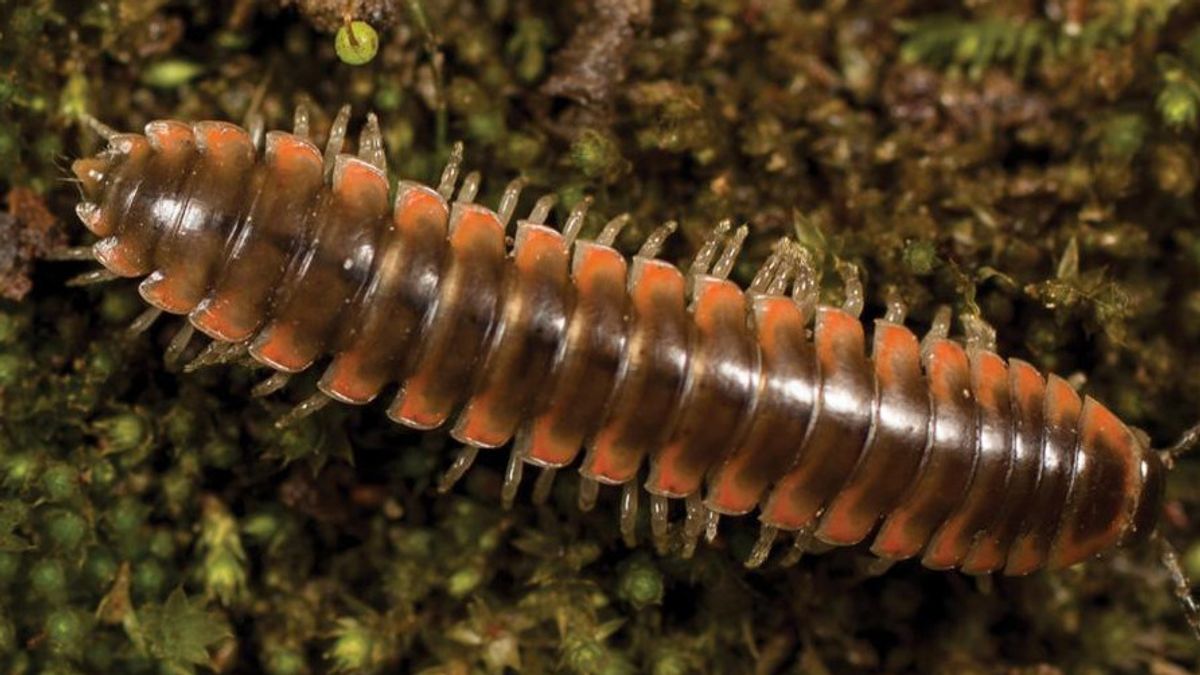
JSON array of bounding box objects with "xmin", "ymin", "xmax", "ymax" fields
[{"xmin": 71, "ymin": 157, "xmax": 110, "ymax": 199}]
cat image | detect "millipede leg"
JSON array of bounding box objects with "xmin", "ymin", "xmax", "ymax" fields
[
  {"xmin": 921, "ymin": 305, "xmax": 953, "ymax": 356},
  {"xmin": 687, "ymin": 219, "xmax": 732, "ymax": 278},
  {"xmin": 81, "ymin": 113, "xmax": 118, "ymax": 141},
  {"xmin": 438, "ymin": 445, "xmax": 479, "ymax": 494},
  {"xmin": 251, "ymin": 371, "xmax": 292, "ymax": 398},
  {"xmin": 638, "ymin": 221, "xmax": 678, "ymax": 259},
  {"xmin": 527, "ymin": 194, "xmax": 558, "ymax": 225},
  {"xmin": 680, "ymin": 493, "xmax": 707, "ymax": 559},
  {"xmin": 650, "ymin": 494, "xmax": 671, "ymax": 554},
  {"xmin": 322, "ymin": 104, "xmax": 352, "ymax": 178},
  {"xmin": 274, "ymin": 392, "xmax": 331, "ymax": 429},
  {"xmin": 711, "ymin": 225, "xmax": 748, "ymax": 280},
  {"xmin": 779, "ymin": 527, "xmax": 816, "ymax": 568},
  {"xmin": 456, "ymin": 171, "xmax": 481, "ymax": 204},
  {"xmin": 578, "ymin": 476, "xmax": 600, "ymax": 512},
  {"xmin": 883, "ymin": 290, "xmax": 908, "ymax": 324},
  {"xmin": 962, "ymin": 313, "xmax": 997, "ymax": 353},
  {"xmin": 745, "ymin": 525, "xmax": 778, "ymax": 569},
  {"xmin": 496, "ymin": 178, "xmax": 527, "ymax": 228},
  {"xmin": 561, "ymin": 196, "xmax": 592, "ymax": 245},
  {"xmin": 501, "ymin": 451, "xmax": 524, "ymax": 510},
  {"xmin": 789, "ymin": 243, "xmax": 821, "ymax": 314},
  {"xmin": 128, "ymin": 307, "xmax": 163, "ymax": 335},
  {"xmin": 532, "ymin": 467, "xmax": 557, "ymax": 506},
  {"xmin": 293, "ymin": 103, "xmax": 311, "ymax": 139},
  {"xmin": 1163, "ymin": 421, "xmax": 1200, "ymax": 466},
  {"xmin": 863, "ymin": 556, "xmax": 896, "ymax": 577},
  {"xmin": 358, "ymin": 112, "xmax": 387, "ymax": 173},
  {"xmin": 67, "ymin": 269, "xmax": 119, "ymax": 286},
  {"xmin": 247, "ymin": 113, "xmax": 265, "ymax": 152},
  {"xmin": 436, "ymin": 142, "xmax": 465, "ymax": 201},
  {"xmin": 748, "ymin": 243, "xmax": 786, "ymax": 294},
  {"xmin": 164, "ymin": 323, "xmax": 196, "ymax": 367},
  {"xmin": 596, "ymin": 214, "xmax": 631, "ymax": 247},
  {"xmin": 836, "ymin": 259, "xmax": 864, "ymax": 318},
  {"xmin": 44, "ymin": 246, "xmax": 96, "ymax": 261},
  {"xmin": 184, "ymin": 340, "xmax": 247, "ymax": 372},
  {"xmin": 619, "ymin": 482, "xmax": 639, "ymax": 547},
  {"xmin": 1157, "ymin": 535, "xmax": 1200, "ymax": 640},
  {"xmin": 704, "ymin": 511, "xmax": 720, "ymax": 544}
]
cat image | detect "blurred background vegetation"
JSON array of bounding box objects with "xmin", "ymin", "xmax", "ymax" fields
[{"xmin": 3, "ymin": 0, "xmax": 1200, "ymax": 672}]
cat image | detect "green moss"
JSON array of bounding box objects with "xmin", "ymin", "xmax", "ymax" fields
[{"xmin": 3, "ymin": 0, "xmax": 1200, "ymax": 672}]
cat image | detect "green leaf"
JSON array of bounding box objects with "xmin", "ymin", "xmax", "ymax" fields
[{"xmin": 138, "ymin": 589, "xmax": 231, "ymax": 669}]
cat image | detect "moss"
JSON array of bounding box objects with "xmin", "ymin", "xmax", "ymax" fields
[{"xmin": 2, "ymin": 0, "xmax": 1200, "ymax": 672}]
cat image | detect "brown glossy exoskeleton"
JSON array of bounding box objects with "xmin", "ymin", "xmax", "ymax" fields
[{"xmin": 63, "ymin": 106, "xmax": 1200, "ymax": 637}]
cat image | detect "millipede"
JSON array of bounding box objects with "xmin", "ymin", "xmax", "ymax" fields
[{"xmin": 61, "ymin": 105, "xmax": 1200, "ymax": 636}]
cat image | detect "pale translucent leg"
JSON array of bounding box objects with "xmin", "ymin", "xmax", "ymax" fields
[
  {"xmin": 577, "ymin": 475, "xmax": 600, "ymax": 512},
  {"xmin": 436, "ymin": 142, "xmax": 465, "ymax": 201},
  {"xmin": 1158, "ymin": 534, "xmax": 1200, "ymax": 640},
  {"xmin": 358, "ymin": 112, "xmax": 387, "ymax": 173},
  {"xmin": 128, "ymin": 307, "xmax": 163, "ymax": 335},
  {"xmin": 275, "ymin": 392, "xmax": 331, "ymax": 429},
  {"xmin": 836, "ymin": 259, "xmax": 864, "ymax": 318},
  {"xmin": 496, "ymin": 178, "xmax": 527, "ymax": 229},
  {"xmin": 561, "ymin": 197, "xmax": 592, "ymax": 245},
  {"xmin": 745, "ymin": 525, "xmax": 778, "ymax": 569},
  {"xmin": 501, "ymin": 450, "xmax": 524, "ymax": 510},
  {"xmin": 687, "ymin": 220, "xmax": 732, "ymax": 278},
  {"xmin": 704, "ymin": 511, "xmax": 720, "ymax": 544},
  {"xmin": 1163, "ymin": 422, "xmax": 1200, "ymax": 467},
  {"xmin": 44, "ymin": 246, "xmax": 95, "ymax": 261},
  {"xmin": 619, "ymin": 482, "xmax": 639, "ymax": 548},
  {"xmin": 883, "ymin": 290, "xmax": 908, "ymax": 324},
  {"xmin": 789, "ymin": 243, "xmax": 821, "ymax": 315},
  {"xmin": 456, "ymin": 171, "xmax": 481, "ymax": 204},
  {"xmin": 322, "ymin": 104, "xmax": 352, "ymax": 179},
  {"xmin": 164, "ymin": 323, "xmax": 196, "ymax": 367},
  {"xmin": 81, "ymin": 114, "xmax": 118, "ymax": 141},
  {"xmin": 637, "ymin": 221, "xmax": 678, "ymax": 259},
  {"xmin": 67, "ymin": 269, "xmax": 118, "ymax": 286},
  {"xmin": 293, "ymin": 103, "xmax": 311, "ymax": 139},
  {"xmin": 710, "ymin": 225, "xmax": 748, "ymax": 280},
  {"xmin": 437, "ymin": 445, "xmax": 479, "ymax": 493},
  {"xmin": 779, "ymin": 526, "xmax": 816, "ymax": 568},
  {"xmin": 183, "ymin": 340, "xmax": 247, "ymax": 372},
  {"xmin": 748, "ymin": 243, "xmax": 786, "ymax": 294},
  {"xmin": 920, "ymin": 305, "xmax": 953, "ymax": 359},
  {"xmin": 962, "ymin": 313, "xmax": 997, "ymax": 353},
  {"xmin": 531, "ymin": 468, "xmax": 557, "ymax": 506},
  {"xmin": 650, "ymin": 494, "xmax": 671, "ymax": 554},
  {"xmin": 247, "ymin": 113, "xmax": 265, "ymax": 152},
  {"xmin": 680, "ymin": 492, "xmax": 708, "ymax": 559},
  {"xmin": 251, "ymin": 371, "xmax": 292, "ymax": 398},
  {"xmin": 596, "ymin": 214, "xmax": 631, "ymax": 247},
  {"xmin": 527, "ymin": 194, "xmax": 557, "ymax": 225}
]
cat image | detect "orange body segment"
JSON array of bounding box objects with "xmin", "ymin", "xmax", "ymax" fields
[
  {"xmin": 760, "ymin": 308, "xmax": 872, "ymax": 532},
  {"xmin": 320, "ymin": 184, "xmax": 451, "ymax": 404},
  {"xmin": 1048, "ymin": 397, "xmax": 1142, "ymax": 568},
  {"xmin": 521, "ymin": 242, "xmax": 629, "ymax": 468},
  {"xmin": 453, "ymin": 224, "xmax": 572, "ymax": 448},
  {"xmin": 705, "ymin": 296, "xmax": 815, "ymax": 516},
  {"xmin": 646, "ymin": 278, "xmax": 757, "ymax": 498},
  {"xmin": 817, "ymin": 321, "xmax": 928, "ymax": 546},
  {"xmin": 583, "ymin": 258, "xmax": 688, "ymax": 485},
  {"xmin": 389, "ymin": 204, "xmax": 507, "ymax": 430}
]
